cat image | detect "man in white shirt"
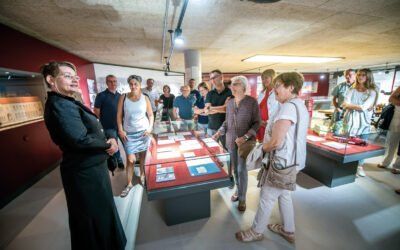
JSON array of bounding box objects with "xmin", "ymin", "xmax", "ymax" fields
[{"xmin": 142, "ymin": 78, "xmax": 159, "ymax": 121}]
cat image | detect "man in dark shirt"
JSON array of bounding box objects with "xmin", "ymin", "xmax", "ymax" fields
[
  {"xmin": 205, "ymin": 70, "xmax": 232, "ymax": 139},
  {"xmin": 188, "ymin": 78, "xmax": 201, "ymax": 101},
  {"xmin": 94, "ymin": 75, "xmax": 124, "ymax": 169},
  {"xmin": 205, "ymin": 69, "xmax": 233, "ymax": 186}
]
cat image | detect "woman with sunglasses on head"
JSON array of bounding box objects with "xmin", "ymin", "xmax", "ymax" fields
[
  {"xmin": 42, "ymin": 61, "xmax": 126, "ymax": 250},
  {"xmin": 342, "ymin": 68, "xmax": 378, "ymax": 177},
  {"xmin": 236, "ymin": 72, "xmax": 308, "ymax": 244},
  {"xmin": 117, "ymin": 75, "xmax": 153, "ymax": 197}
]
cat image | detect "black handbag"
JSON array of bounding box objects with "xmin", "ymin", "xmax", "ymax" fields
[
  {"xmin": 376, "ymin": 104, "xmax": 394, "ymax": 130},
  {"xmin": 107, "ymin": 156, "xmax": 118, "ymax": 176}
]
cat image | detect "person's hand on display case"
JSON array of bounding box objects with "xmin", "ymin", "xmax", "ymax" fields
[
  {"xmin": 106, "ymin": 138, "xmax": 119, "ymax": 155},
  {"xmin": 212, "ymin": 131, "xmax": 221, "ymax": 140},
  {"xmin": 118, "ymin": 129, "xmax": 128, "ymax": 143}
]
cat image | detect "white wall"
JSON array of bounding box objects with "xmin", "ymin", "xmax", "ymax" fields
[{"xmin": 93, "ymin": 63, "xmax": 184, "ymax": 96}]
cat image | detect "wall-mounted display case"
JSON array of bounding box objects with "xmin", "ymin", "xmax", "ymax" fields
[{"xmin": 0, "ymin": 96, "xmax": 43, "ymax": 130}]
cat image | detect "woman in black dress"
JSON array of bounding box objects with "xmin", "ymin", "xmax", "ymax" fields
[
  {"xmin": 159, "ymin": 85, "xmax": 175, "ymax": 121},
  {"xmin": 42, "ymin": 61, "xmax": 126, "ymax": 250}
]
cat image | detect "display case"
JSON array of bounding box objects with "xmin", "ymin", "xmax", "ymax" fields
[
  {"xmin": 304, "ymin": 116, "xmax": 385, "ymax": 187},
  {"xmin": 144, "ymin": 120, "xmax": 230, "ymax": 225},
  {"xmin": 0, "ymin": 96, "xmax": 43, "ymax": 130}
]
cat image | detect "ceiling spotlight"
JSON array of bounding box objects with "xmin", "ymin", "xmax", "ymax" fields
[
  {"xmin": 174, "ymin": 36, "xmax": 184, "ymax": 45},
  {"xmin": 320, "ymin": 75, "xmax": 325, "ymax": 79},
  {"xmin": 174, "ymin": 28, "xmax": 184, "ymax": 45}
]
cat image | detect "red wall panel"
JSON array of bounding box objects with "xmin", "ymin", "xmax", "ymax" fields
[
  {"xmin": 0, "ymin": 24, "xmax": 94, "ymax": 207},
  {"xmin": 302, "ymin": 73, "xmax": 330, "ymax": 97},
  {"xmin": 0, "ymin": 121, "xmax": 62, "ymax": 207},
  {"xmin": 0, "ymin": 24, "xmax": 94, "ymax": 106},
  {"xmin": 202, "ymin": 72, "xmax": 330, "ymax": 99}
]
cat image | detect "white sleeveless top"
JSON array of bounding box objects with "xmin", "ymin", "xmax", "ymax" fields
[{"xmin": 123, "ymin": 94, "xmax": 150, "ymax": 133}]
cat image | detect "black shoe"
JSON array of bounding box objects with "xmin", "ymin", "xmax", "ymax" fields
[
  {"xmin": 229, "ymin": 176, "xmax": 235, "ymax": 189},
  {"xmin": 118, "ymin": 162, "xmax": 124, "ymax": 169}
]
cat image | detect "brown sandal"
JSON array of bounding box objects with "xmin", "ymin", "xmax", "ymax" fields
[
  {"xmin": 268, "ymin": 224, "xmax": 295, "ymax": 243},
  {"xmin": 391, "ymin": 168, "xmax": 400, "ymax": 174},
  {"xmin": 238, "ymin": 201, "xmax": 246, "ymax": 212},
  {"xmin": 235, "ymin": 228, "xmax": 263, "ymax": 242}
]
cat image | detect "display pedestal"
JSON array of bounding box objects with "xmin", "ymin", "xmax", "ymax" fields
[
  {"xmin": 303, "ymin": 142, "xmax": 385, "ymax": 187},
  {"xmin": 303, "ymin": 148, "xmax": 358, "ymax": 187},
  {"xmin": 163, "ymin": 190, "xmax": 210, "ymax": 226}
]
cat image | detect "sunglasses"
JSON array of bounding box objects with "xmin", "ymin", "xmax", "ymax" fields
[{"xmin": 127, "ymin": 75, "xmax": 142, "ymax": 83}]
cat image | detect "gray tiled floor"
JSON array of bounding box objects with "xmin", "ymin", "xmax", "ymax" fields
[{"xmin": 1, "ymin": 156, "xmax": 400, "ymax": 250}]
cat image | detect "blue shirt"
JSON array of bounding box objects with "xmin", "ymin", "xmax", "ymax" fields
[
  {"xmin": 195, "ymin": 96, "xmax": 208, "ymax": 124},
  {"xmin": 331, "ymin": 82, "xmax": 352, "ymax": 107},
  {"xmin": 94, "ymin": 89, "xmax": 121, "ymax": 129},
  {"xmin": 173, "ymin": 95, "xmax": 196, "ymax": 120}
]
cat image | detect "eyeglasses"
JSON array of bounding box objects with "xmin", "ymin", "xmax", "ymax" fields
[
  {"xmin": 127, "ymin": 75, "xmax": 142, "ymax": 83},
  {"xmin": 209, "ymin": 74, "xmax": 220, "ymax": 80},
  {"xmin": 59, "ymin": 73, "xmax": 80, "ymax": 81}
]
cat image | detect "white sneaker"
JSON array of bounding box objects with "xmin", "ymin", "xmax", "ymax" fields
[{"xmin": 357, "ymin": 166, "xmax": 366, "ymax": 177}]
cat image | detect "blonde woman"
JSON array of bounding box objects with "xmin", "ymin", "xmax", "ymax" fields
[
  {"xmin": 257, "ymin": 69, "xmax": 279, "ymax": 141},
  {"xmin": 342, "ymin": 68, "xmax": 377, "ymax": 177}
]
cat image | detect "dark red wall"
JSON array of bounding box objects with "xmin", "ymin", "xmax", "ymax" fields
[
  {"xmin": 202, "ymin": 72, "xmax": 330, "ymax": 99},
  {"xmin": 0, "ymin": 121, "xmax": 62, "ymax": 207},
  {"xmin": 0, "ymin": 24, "xmax": 95, "ymax": 207},
  {"xmin": 302, "ymin": 73, "xmax": 330, "ymax": 97},
  {"xmin": 202, "ymin": 73, "xmax": 258, "ymax": 98},
  {"xmin": 0, "ymin": 24, "xmax": 94, "ymax": 106}
]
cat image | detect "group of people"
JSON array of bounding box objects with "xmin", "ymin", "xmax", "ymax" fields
[
  {"xmin": 41, "ymin": 60, "xmax": 399, "ymax": 248},
  {"xmin": 331, "ymin": 69, "xmax": 400, "ymax": 180}
]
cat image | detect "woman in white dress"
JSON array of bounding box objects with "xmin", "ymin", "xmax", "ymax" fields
[{"xmin": 342, "ymin": 68, "xmax": 377, "ymax": 177}]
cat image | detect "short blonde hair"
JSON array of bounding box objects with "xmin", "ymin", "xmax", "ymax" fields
[
  {"xmin": 231, "ymin": 75, "xmax": 249, "ymax": 92},
  {"xmin": 273, "ymin": 72, "xmax": 304, "ymax": 94}
]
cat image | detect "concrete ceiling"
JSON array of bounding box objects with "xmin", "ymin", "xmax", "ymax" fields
[{"xmin": 1, "ymin": 0, "xmax": 400, "ymax": 73}]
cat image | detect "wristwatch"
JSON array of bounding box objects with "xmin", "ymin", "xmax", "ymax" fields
[{"xmin": 243, "ymin": 134, "xmax": 250, "ymax": 141}]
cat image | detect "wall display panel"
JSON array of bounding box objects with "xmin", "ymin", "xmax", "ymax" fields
[{"xmin": 0, "ymin": 97, "xmax": 43, "ymax": 130}]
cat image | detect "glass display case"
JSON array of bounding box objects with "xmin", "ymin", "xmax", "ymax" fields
[
  {"xmin": 304, "ymin": 114, "xmax": 385, "ymax": 187},
  {"xmin": 0, "ymin": 96, "xmax": 44, "ymax": 130},
  {"xmin": 144, "ymin": 120, "xmax": 230, "ymax": 225}
]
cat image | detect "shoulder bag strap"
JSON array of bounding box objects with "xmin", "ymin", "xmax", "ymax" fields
[{"xmin": 288, "ymin": 101, "xmax": 300, "ymax": 166}]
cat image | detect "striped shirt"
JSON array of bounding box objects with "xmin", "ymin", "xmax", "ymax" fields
[{"xmin": 218, "ymin": 95, "xmax": 260, "ymax": 151}]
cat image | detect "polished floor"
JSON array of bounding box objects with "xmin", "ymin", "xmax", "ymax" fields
[{"xmin": 1, "ymin": 156, "xmax": 400, "ymax": 250}]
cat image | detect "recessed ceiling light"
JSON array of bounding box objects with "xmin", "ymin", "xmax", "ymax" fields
[{"xmin": 243, "ymin": 55, "xmax": 344, "ymax": 63}]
